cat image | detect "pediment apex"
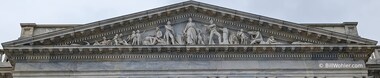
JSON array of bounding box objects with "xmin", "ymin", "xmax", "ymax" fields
[{"xmin": 2, "ymin": 0, "xmax": 377, "ymax": 47}]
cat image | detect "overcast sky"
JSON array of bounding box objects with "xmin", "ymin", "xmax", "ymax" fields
[{"xmin": 0, "ymin": 0, "xmax": 379, "ymax": 48}]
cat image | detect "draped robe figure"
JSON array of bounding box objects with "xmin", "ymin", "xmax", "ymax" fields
[
  {"xmin": 220, "ymin": 27, "xmax": 229, "ymax": 44},
  {"xmin": 136, "ymin": 30, "xmax": 141, "ymax": 45},
  {"xmin": 183, "ymin": 18, "xmax": 197, "ymax": 45},
  {"xmin": 130, "ymin": 31, "xmax": 138, "ymax": 45},
  {"xmin": 164, "ymin": 21, "xmax": 176, "ymax": 45},
  {"xmin": 197, "ymin": 29, "xmax": 205, "ymax": 45}
]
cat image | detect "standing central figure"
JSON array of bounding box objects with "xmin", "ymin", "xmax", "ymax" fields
[
  {"xmin": 204, "ymin": 20, "xmax": 221, "ymax": 44},
  {"xmin": 183, "ymin": 18, "xmax": 197, "ymax": 45},
  {"xmin": 164, "ymin": 21, "xmax": 176, "ymax": 45}
]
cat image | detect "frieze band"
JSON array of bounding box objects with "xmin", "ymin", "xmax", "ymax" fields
[{"xmin": 72, "ymin": 16, "xmax": 313, "ymax": 46}]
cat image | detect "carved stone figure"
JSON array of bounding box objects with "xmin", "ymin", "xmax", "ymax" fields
[
  {"xmin": 220, "ymin": 27, "xmax": 229, "ymax": 44},
  {"xmin": 101, "ymin": 37, "xmax": 112, "ymax": 45},
  {"xmin": 196, "ymin": 29, "xmax": 205, "ymax": 45},
  {"xmin": 183, "ymin": 18, "xmax": 197, "ymax": 45},
  {"xmin": 110, "ymin": 33, "xmax": 128, "ymax": 45},
  {"xmin": 124, "ymin": 32, "xmax": 132, "ymax": 44},
  {"xmin": 237, "ymin": 29, "xmax": 248, "ymax": 44},
  {"xmin": 136, "ymin": 30, "xmax": 141, "ymax": 45},
  {"xmin": 176, "ymin": 35, "xmax": 185, "ymax": 45},
  {"xmin": 121, "ymin": 39, "xmax": 130, "ymax": 45},
  {"xmin": 248, "ymin": 31, "xmax": 263, "ymax": 44},
  {"xmin": 131, "ymin": 31, "xmax": 137, "ymax": 45},
  {"xmin": 155, "ymin": 27, "xmax": 163, "ymax": 38},
  {"xmin": 153, "ymin": 28, "xmax": 167, "ymax": 45},
  {"xmin": 118, "ymin": 34, "xmax": 124, "ymax": 44},
  {"xmin": 266, "ymin": 36, "xmax": 276, "ymax": 44},
  {"xmin": 204, "ymin": 20, "xmax": 221, "ymax": 44},
  {"xmin": 164, "ymin": 21, "xmax": 176, "ymax": 45},
  {"xmin": 229, "ymin": 32, "xmax": 239, "ymax": 44},
  {"xmin": 113, "ymin": 34, "xmax": 120, "ymax": 45},
  {"xmin": 143, "ymin": 27, "xmax": 165, "ymax": 45},
  {"xmin": 143, "ymin": 36, "xmax": 156, "ymax": 45}
]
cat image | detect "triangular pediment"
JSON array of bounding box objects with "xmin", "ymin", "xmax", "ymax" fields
[
  {"xmin": 78, "ymin": 17, "xmax": 312, "ymax": 46},
  {"xmin": 2, "ymin": 0, "xmax": 377, "ymax": 47}
]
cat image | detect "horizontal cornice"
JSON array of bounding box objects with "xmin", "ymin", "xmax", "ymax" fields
[
  {"xmin": 3, "ymin": 44, "xmax": 376, "ymax": 53},
  {"xmin": 3, "ymin": 44, "xmax": 376, "ymax": 61}
]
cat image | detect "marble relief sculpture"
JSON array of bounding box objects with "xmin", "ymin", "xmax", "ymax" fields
[
  {"xmin": 183, "ymin": 18, "xmax": 197, "ymax": 45},
  {"xmin": 248, "ymin": 31, "xmax": 264, "ymax": 44},
  {"xmin": 142, "ymin": 27, "xmax": 157, "ymax": 45},
  {"xmin": 155, "ymin": 27, "xmax": 163, "ymax": 42},
  {"xmin": 229, "ymin": 32, "xmax": 239, "ymax": 44},
  {"xmin": 204, "ymin": 20, "xmax": 221, "ymax": 44},
  {"xmin": 143, "ymin": 27, "xmax": 166, "ymax": 45},
  {"xmin": 113, "ymin": 34, "xmax": 120, "ymax": 45},
  {"xmin": 100, "ymin": 37, "xmax": 112, "ymax": 45},
  {"xmin": 176, "ymin": 35, "xmax": 185, "ymax": 45},
  {"xmin": 164, "ymin": 21, "xmax": 176, "ymax": 45},
  {"xmin": 130, "ymin": 31, "xmax": 137, "ymax": 45},
  {"xmin": 121, "ymin": 39, "xmax": 130, "ymax": 45},
  {"xmin": 265, "ymin": 36, "xmax": 276, "ymax": 44},
  {"xmin": 220, "ymin": 27, "xmax": 229, "ymax": 44},
  {"xmin": 83, "ymin": 18, "xmax": 297, "ymax": 46},
  {"xmin": 136, "ymin": 30, "xmax": 141, "ymax": 45},
  {"xmin": 237, "ymin": 29, "xmax": 248, "ymax": 44},
  {"xmin": 113, "ymin": 34, "xmax": 125, "ymax": 45},
  {"xmin": 118, "ymin": 33, "xmax": 130, "ymax": 45},
  {"xmin": 196, "ymin": 29, "xmax": 205, "ymax": 45}
]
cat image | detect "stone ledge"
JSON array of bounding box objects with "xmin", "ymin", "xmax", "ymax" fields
[
  {"xmin": 12, "ymin": 69, "xmax": 367, "ymax": 78},
  {"xmin": 12, "ymin": 53, "xmax": 367, "ymax": 61},
  {"xmin": 0, "ymin": 62, "xmax": 13, "ymax": 73},
  {"xmin": 4, "ymin": 44, "xmax": 376, "ymax": 53}
]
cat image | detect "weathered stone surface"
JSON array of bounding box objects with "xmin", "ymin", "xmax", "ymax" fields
[
  {"xmin": 1, "ymin": 0, "xmax": 379, "ymax": 78},
  {"xmin": 12, "ymin": 60, "xmax": 367, "ymax": 77},
  {"xmin": 15, "ymin": 60, "xmax": 365, "ymax": 71}
]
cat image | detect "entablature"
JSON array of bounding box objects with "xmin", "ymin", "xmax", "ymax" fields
[
  {"xmin": 4, "ymin": 44, "xmax": 376, "ymax": 53},
  {"xmin": 2, "ymin": 44, "xmax": 376, "ymax": 62}
]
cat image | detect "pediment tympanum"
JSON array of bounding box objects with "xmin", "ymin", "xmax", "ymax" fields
[
  {"xmin": 78, "ymin": 17, "xmax": 311, "ymax": 46},
  {"xmin": 2, "ymin": 0, "xmax": 376, "ymax": 47}
]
